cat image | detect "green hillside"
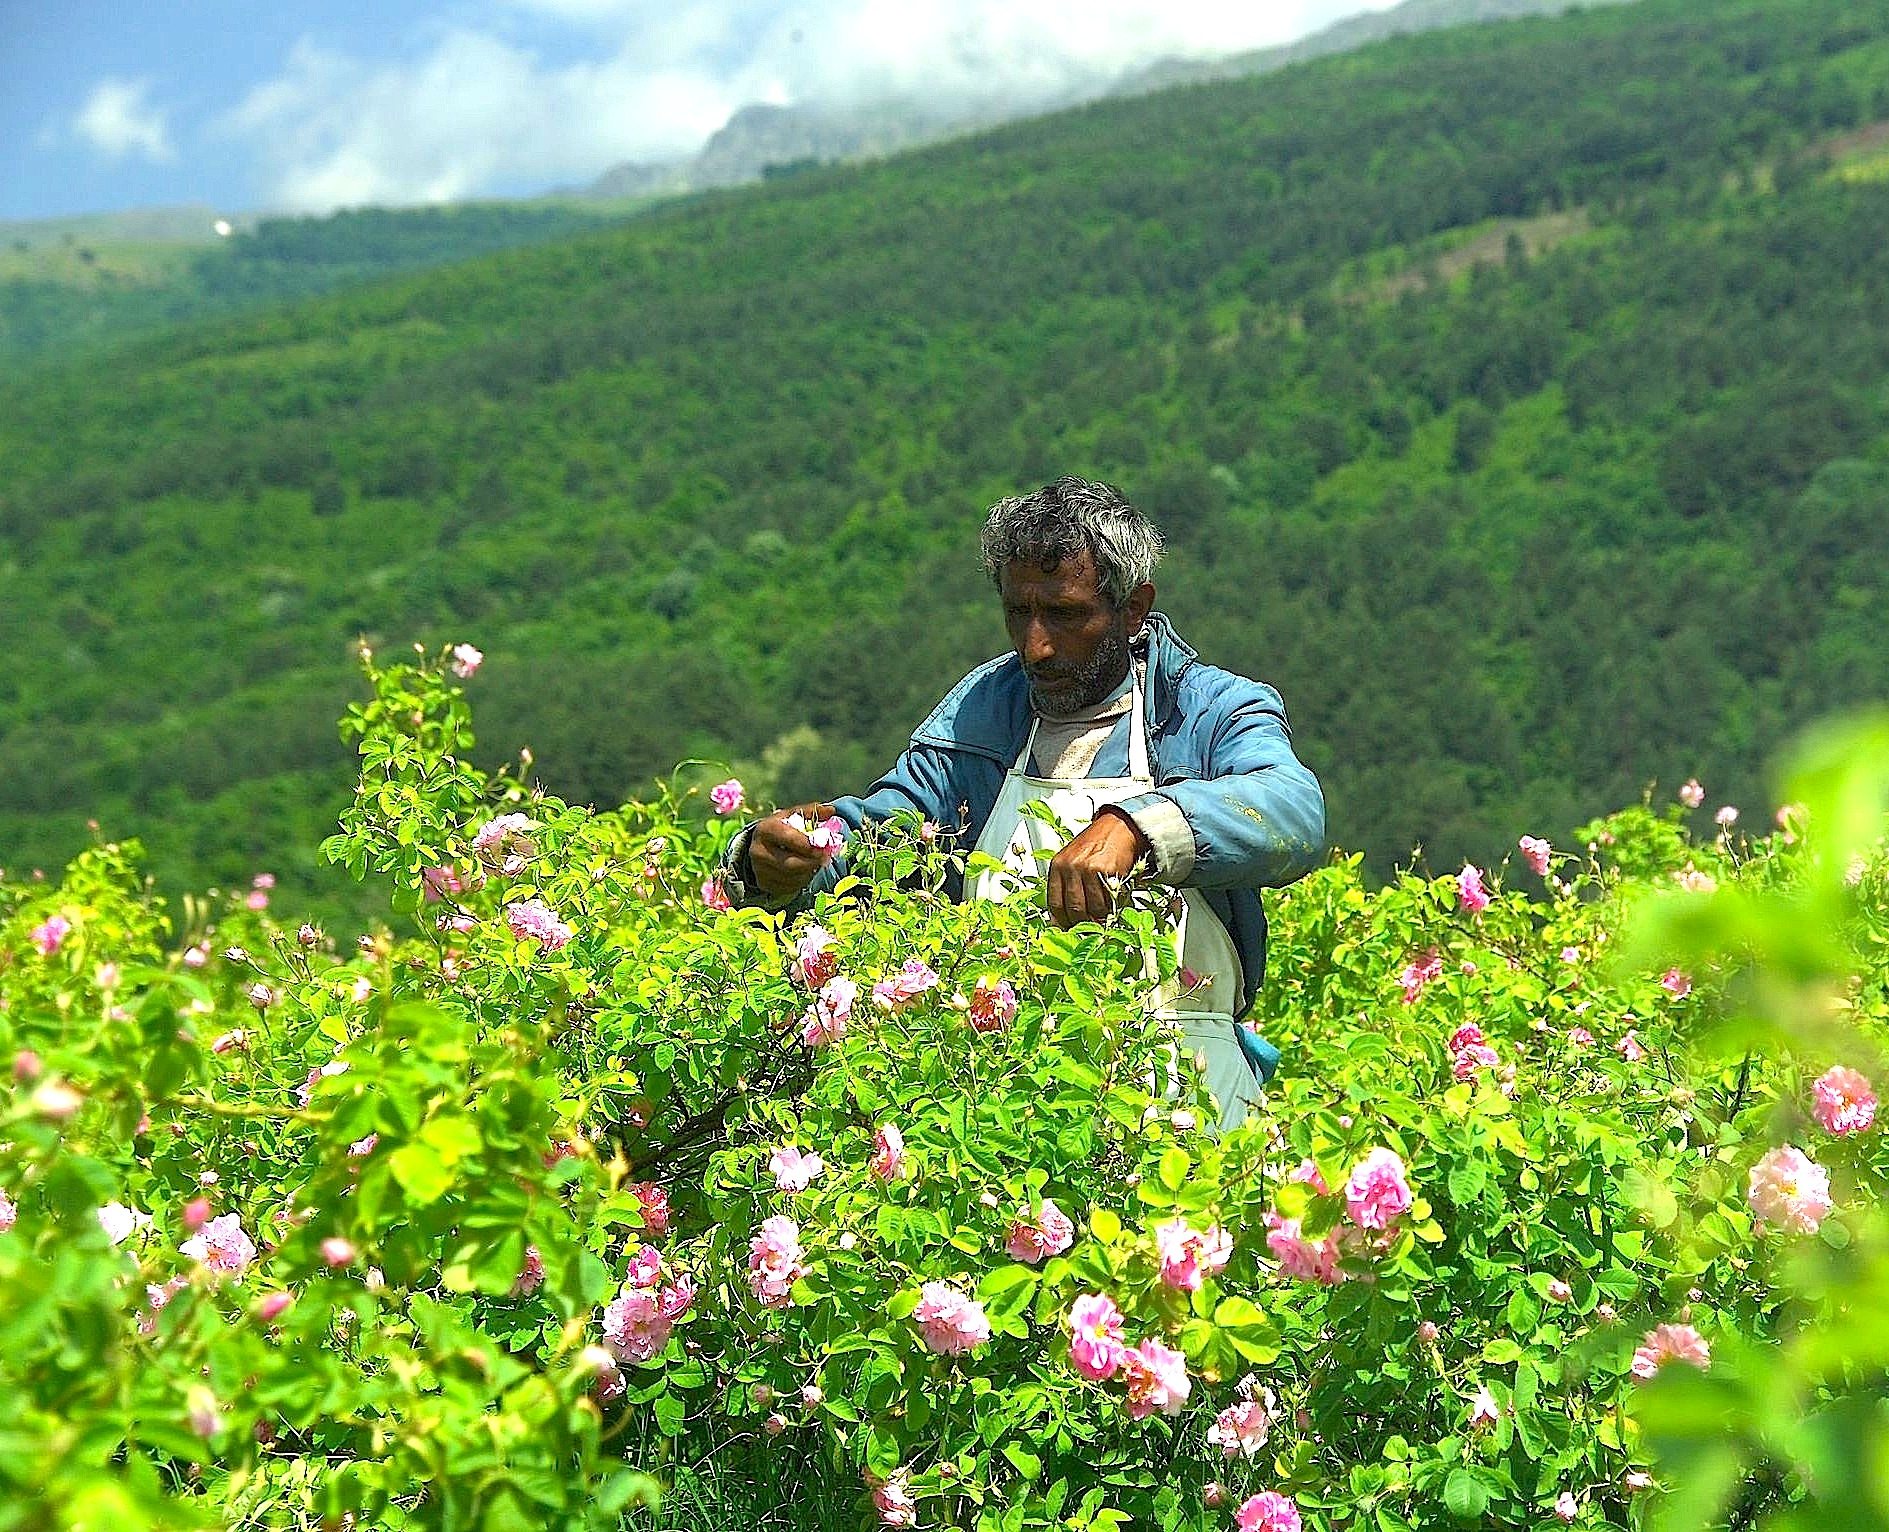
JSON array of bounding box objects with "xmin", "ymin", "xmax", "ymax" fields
[
  {"xmin": 4, "ymin": 0, "xmax": 1889, "ymax": 922},
  {"xmin": 0, "ymin": 201, "xmax": 644, "ymax": 369}
]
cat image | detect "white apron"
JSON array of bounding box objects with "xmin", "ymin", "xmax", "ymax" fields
[{"xmin": 967, "ymin": 674, "xmax": 1259, "ymax": 1132}]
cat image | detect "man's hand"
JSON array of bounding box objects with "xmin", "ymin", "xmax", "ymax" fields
[
  {"xmin": 1046, "ymin": 807, "xmax": 1151, "ymax": 929},
  {"xmin": 748, "ymin": 802, "xmax": 840, "ymax": 901}
]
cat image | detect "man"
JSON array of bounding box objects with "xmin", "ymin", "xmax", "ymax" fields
[{"xmin": 721, "ymin": 477, "xmax": 1325, "ymax": 1129}]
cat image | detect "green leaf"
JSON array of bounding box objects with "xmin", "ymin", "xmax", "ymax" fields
[
  {"xmin": 1443, "ymin": 1469, "xmax": 1489, "ymax": 1522},
  {"xmin": 653, "ymin": 1389, "xmax": 687, "ymax": 1437},
  {"xmin": 1622, "ymin": 1166, "xmax": 1680, "ymax": 1230},
  {"xmin": 421, "ymin": 1114, "xmax": 483, "ymax": 1165},
  {"xmin": 1212, "ymin": 1296, "xmax": 1268, "ymax": 1329},
  {"xmin": 1157, "ymin": 1147, "xmax": 1191, "ymax": 1193},
  {"xmin": 389, "ymin": 1142, "xmax": 453, "ymax": 1204},
  {"xmin": 1001, "ymin": 1442, "xmax": 1042, "ymax": 1480}
]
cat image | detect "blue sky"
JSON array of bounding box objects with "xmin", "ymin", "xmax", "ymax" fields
[{"xmin": 1, "ymin": 0, "xmax": 1397, "ymax": 221}]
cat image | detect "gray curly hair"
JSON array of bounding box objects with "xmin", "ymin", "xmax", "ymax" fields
[{"xmin": 978, "ymin": 476, "xmax": 1165, "ymax": 609}]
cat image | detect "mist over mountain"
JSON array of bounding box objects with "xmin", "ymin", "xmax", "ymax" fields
[{"xmin": 583, "ymin": 0, "xmax": 1637, "ymax": 198}]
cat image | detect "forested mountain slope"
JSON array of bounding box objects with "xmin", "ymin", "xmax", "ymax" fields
[
  {"xmin": 4, "ymin": 0, "xmax": 1888, "ymax": 919},
  {"xmin": 0, "ymin": 202, "xmax": 643, "ymax": 369}
]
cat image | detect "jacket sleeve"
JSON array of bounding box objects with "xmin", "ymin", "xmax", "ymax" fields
[
  {"xmin": 1115, "ymin": 681, "xmax": 1325, "ymax": 893},
  {"xmin": 723, "ymin": 739, "xmax": 971, "ymax": 913}
]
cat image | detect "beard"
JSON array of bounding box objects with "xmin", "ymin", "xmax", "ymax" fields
[{"xmin": 1027, "ymin": 623, "xmax": 1134, "ymax": 719}]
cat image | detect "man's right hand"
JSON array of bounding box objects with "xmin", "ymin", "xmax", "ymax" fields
[{"xmin": 747, "ymin": 803, "xmax": 840, "ymax": 900}]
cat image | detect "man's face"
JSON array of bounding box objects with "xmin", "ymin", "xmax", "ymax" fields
[{"xmin": 999, "ymin": 551, "xmax": 1152, "ymax": 716}]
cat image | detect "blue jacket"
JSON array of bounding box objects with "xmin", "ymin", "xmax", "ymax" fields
[{"xmin": 732, "ymin": 613, "xmax": 1326, "ymax": 1027}]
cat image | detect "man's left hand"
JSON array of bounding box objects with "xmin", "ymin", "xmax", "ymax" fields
[{"xmin": 1046, "ymin": 808, "xmax": 1151, "ymax": 929}]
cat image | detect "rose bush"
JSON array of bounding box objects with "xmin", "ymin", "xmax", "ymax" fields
[{"xmin": 1, "ymin": 646, "xmax": 1884, "ymax": 1531}]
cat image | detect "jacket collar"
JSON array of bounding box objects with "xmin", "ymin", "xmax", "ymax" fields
[{"xmin": 1139, "ymin": 610, "xmax": 1195, "ymax": 732}]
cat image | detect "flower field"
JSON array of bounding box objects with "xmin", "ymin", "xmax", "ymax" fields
[{"xmin": 3, "ymin": 647, "xmax": 1886, "ymax": 1532}]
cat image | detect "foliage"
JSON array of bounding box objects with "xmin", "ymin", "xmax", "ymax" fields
[
  {"xmin": 4, "ymin": 648, "xmax": 1885, "ymax": 1530},
  {"xmin": 0, "ymin": 201, "xmax": 640, "ymax": 370},
  {"xmin": 7, "ymin": 0, "xmax": 1889, "ymax": 922}
]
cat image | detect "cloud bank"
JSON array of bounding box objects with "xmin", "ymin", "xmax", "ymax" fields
[
  {"xmin": 222, "ymin": 1, "xmax": 1394, "ymax": 212},
  {"xmin": 73, "ymin": 77, "xmax": 175, "ymax": 163}
]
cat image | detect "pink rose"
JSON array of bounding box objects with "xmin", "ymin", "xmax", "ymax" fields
[
  {"xmin": 0, "ymin": 1190, "xmax": 16, "ymax": 1232},
  {"xmin": 630, "ymin": 1181, "xmax": 671, "ymax": 1235},
  {"xmin": 1617, "ymin": 1030, "xmax": 1647, "ymax": 1063},
  {"xmin": 747, "ymin": 1216, "xmax": 807, "ymax": 1308},
  {"xmin": 624, "ymin": 1246, "xmax": 664, "ymax": 1290},
  {"xmin": 870, "ymin": 1122, "xmax": 907, "ymax": 1182},
  {"xmin": 800, "ymin": 975, "xmax": 858, "ymax": 1048},
  {"xmin": 1236, "ymin": 1492, "xmax": 1302, "ymax": 1532},
  {"xmin": 1812, "ymin": 1065, "xmax": 1877, "ymax": 1136},
  {"xmin": 1679, "ymin": 778, "xmax": 1705, "ymax": 809},
  {"xmin": 1154, "ymin": 1218, "xmax": 1233, "ymax": 1292},
  {"xmin": 1659, "ymin": 967, "xmax": 1692, "ymax": 999},
  {"xmin": 1290, "ymin": 1157, "xmax": 1330, "ymax": 1195},
  {"xmin": 1398, "ymin": 948, "xmax": 1444, "ymax": 1003},
  {"xmin": 1006, "ymin": 1197, "xmax": 1076, "ymax": 1264},
  {"xmin": 181, "ymin": 1213, "xmax": 257, "ymax": 1277},
  {"xmin": 791, "ymin": 925, "xmax": 840, "ymax": 988},
  {"xmin": 1518, "ymin": 836, "xmax": 1552, "ymax": 877},
  {"xmin": 1715, "ymin": 804, "xmax": 1739, "ymax": 828},
  {"xmin": 449, "ymin": 642, "xmax": 483, "ymax": 679},
  {"xmin": 1553, "ymin": 1492, "xmax": 1579, "ymax": 1523},
  {"xmin": 97, "ymin": 1202, "xmax": 152, "ymax": 1245},
  {"xmin": 420, "ymin": 865, "xmax": 464, "ymax": 902},
  {"xmin": 1747, "ymin": 1145, "xmax": 1833, "ymax": 1235},
  {"xmin": 1457, "ymin": 863, "xmax": 1491, "ymax": 915},
  {"xmin": 870, "ymin": 1471, "xmax": 919, "ymax": 1528},
  {"xmin": 29, "ymin": 914, "xmax": 71, "ymax": 957},
  {"xmin": 710, "ymin": 778, "xmax": 745, "ymax": 815},
  {"xmin": 254, "ymin": 1291, "xmax": 293, "ymax": 1323},
  {"xmin": 1121, "ymin": 1336, "xmax": 1190, "ymax": 1419},
  {"xmin": 296, "ymin": 1059, "xmax": 350, "ymax": 1108},
  {"xmin": 506, "ymin": 899, "xmax": 573, "ymax": 951},
  {"xmin": 784, "ymin": 812, "xmax": 847, "ymax": 855},
  {"xmin": 1207, "ymin": 1392, "xmax": 1276, "ymax": 1458},
  {"xmin": 1453, "ymin": 1042, "xmax": 1501, "ymax": 1081},
  {"xmin": 601, "ymin": 1287, "xmax": 675, "ymax": 1364},
  {"xmin": 768, "ymin": 1145, "xmax": 826, "ymax": 1193},
  {"xmin": 1469, "ymin": 1384, "xmax": 1502, "ymax": 1427},
  {"xmin": 513, "ymin": 1245, "xmax": 546, "ymax": 1297},
  {"xmin": 1067, "ymin": 1293, "xmax": 1128, "ymax": 1379},
  {"xmin": 912, "ymin": 1281, "xmax": 990, "ymax": 1356},
  {"xmin": 872, "ymin": 958, "xmax": 940, "ymax": 1012},
  {"xmin": 1630, "ymin": 1322, "xmax": 1711, "ymax": 1380},
  {"xmin": 1263, "ymin": 1212, "xmax": 1342, "ymax": 1286},
  {"xmin": 186, "ymin": 1387, "xmax": 225, "ymax": 1440},
  {"xmin": 966, "ymin": 976, "xmax": 1019, "ymax": 1033},
  {"xmin": 701, "ymin": 877, "xmax": 733, "ymax": 913},
  {"xmin": 1344, "ymin": 1147, "xmax": 1413, "ymax": 1231}
]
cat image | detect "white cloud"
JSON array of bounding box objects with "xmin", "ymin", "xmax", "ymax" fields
[
  {"xmin": 223, "ymin": 1, "xmax": 1402, "ymax": 212},
  {"xmin": 220, "ymin": 32, "xmax": 733, "ymax": 211},
  {"xmin": 73, "ymin": 77, "xmax": 175, "ymax": 163}
]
